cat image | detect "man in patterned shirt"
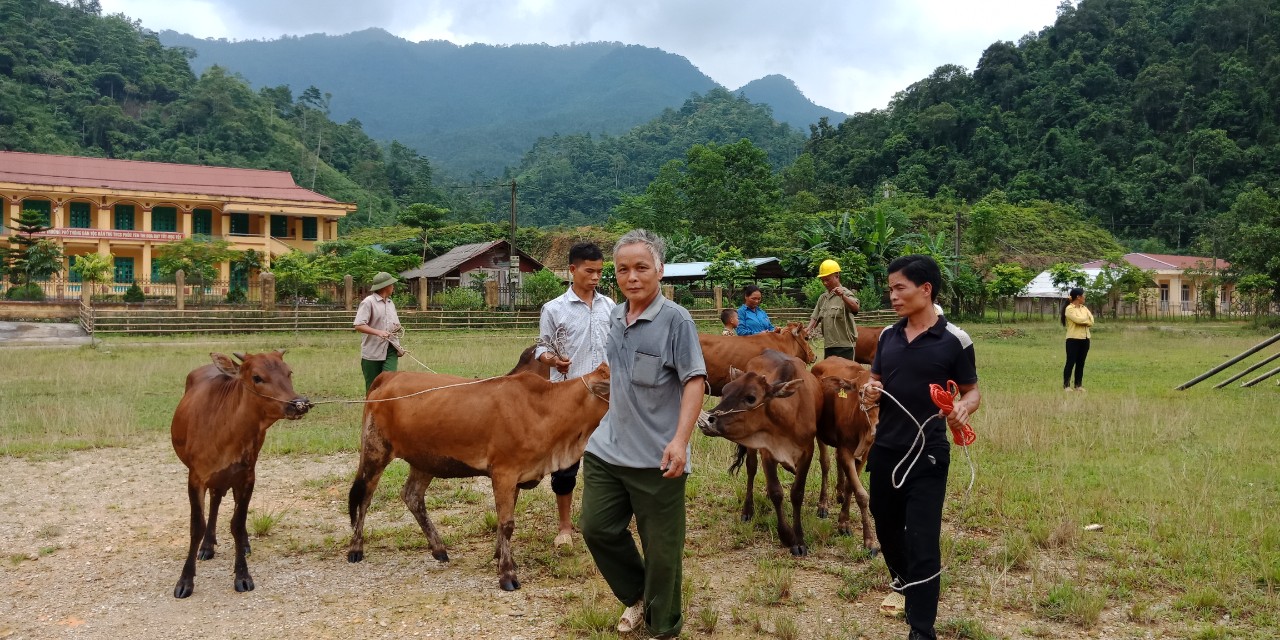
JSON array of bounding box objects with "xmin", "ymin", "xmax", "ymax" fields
[{"xmin": 533, "ymin": 242, "xmax": 615, "ymax": 547}]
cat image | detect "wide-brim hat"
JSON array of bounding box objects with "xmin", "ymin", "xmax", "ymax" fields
[{"xmin": 370, "ymin": 272, "xmax": 398, "ymax": 290}]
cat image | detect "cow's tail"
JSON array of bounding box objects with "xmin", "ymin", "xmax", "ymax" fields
[
  {"xmin": 728, "ymin": 444, "xmax": 749, "ymax": 474},
  {"xmin": 349, "ymin": 407, "xmax": 378, "ymax": 528}
]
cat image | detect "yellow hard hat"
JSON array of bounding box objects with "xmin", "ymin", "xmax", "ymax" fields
[{"xmin": 817, "ymin": 259, "xmax": 841, "ymax": 278}]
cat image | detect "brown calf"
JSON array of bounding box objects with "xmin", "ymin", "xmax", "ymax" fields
[
  {"xmin": 347, "ymin": 363, "xmax": 611, "ymax": 591},
  {"xmin": 701, "ymin": 350, "xmax": 821, "ymax": 556},
  {"xmin": 811, "ymin": 356, "xmax": 880, "ymax": 551},
  {"xmin": 170, "ymin": 350, "xmax": 310, "ymax": 599},
  {"xmin": 699, "ymin": 321, "xmax": 815, "ymax": 395}
]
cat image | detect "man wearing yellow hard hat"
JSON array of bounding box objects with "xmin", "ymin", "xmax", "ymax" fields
[{"xmin": 803, "ymin": 259, "xmax": 860, "ymax": 360}]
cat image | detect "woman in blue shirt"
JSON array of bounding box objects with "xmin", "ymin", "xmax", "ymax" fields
[{"xmin": 735, "ymin": 284, "xmax": 776, "ymax": 335}]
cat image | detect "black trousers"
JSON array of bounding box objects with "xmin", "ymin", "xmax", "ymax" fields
[
  {"xmin": 868, "ymin": 444, "xmax": 949, "ymax": 640},
  {"xmin": 824, "ymin": 346, "xmax": 855, "ymax": 361},
  {"xmin": 1063, "ymin": 338, "xmax": 1090, "ymax": 388},
  {"xmin": 549, "ymin": 460, "xmax": 581, "ymax": 496}
]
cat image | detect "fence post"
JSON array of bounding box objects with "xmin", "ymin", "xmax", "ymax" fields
[
  {"xmin": 417, "ymin": 278, "xmax": 429, "ymax": 311},
  {"xmin": 662, "ymin": 284, "xmax": 675, "ymax": 301},
  {"xmin": 344, "ymin": 275, "xmax": 354, "ymax": 311},
  {"xmin": 175, "ymin": 270, "xmax": 185, "ymax": 311},
  {"xmin": 261, "ymin": 273, "xmax": 276, "ymax": 311},
  {"xmin": 485, "ymin": 280, "xmax": 499, "ymax": 308},
  {"xmin": 713, "ymin": 286, "xmax": 723, "ymax": 311},
  {"xmin": 81, "ymin": 279, "xmax": 92, "ymax": 307}
]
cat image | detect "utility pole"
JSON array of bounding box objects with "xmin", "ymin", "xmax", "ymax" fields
[{"xmin": 509, "ymin": 180, "xmax": 519, "ymax": 311}]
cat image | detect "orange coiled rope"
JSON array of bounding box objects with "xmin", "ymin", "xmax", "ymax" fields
[{"xmin": 929, "ymin": 380, "xmax": 976, "ymax": 446}]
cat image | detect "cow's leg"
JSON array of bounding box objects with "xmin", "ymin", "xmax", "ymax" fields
[
  {"xmin": 229, "ymin": 481, "xmax": 255, "ymax": 593},
  {"xmin": 490, "ymin": 472, "xmax": 521, "ymax": 591},
  {"xmin": 816, "ymin": 441, "xmax": 831, "ymax": 518},
  {"xmin": 174, "ymin": 481, "xmax": 206, "ymax": 599},
  {"xmin": 761, "ymin": 453, "xmax": 799, "ymax": 552},
  {"xmin": 400, "ymin": 466, "xmax": 449, "ymax": 562},
  {"xmin": 787, "ymin": 446, "xmax": 814, "ymax": 557},
  {"xmin": 845, "ymin": 452, "xmax": 877, "ymax": 552},
  {"xmin": 197, "ymin": 488, "xmax": 225, "ymax": 561},
  {"xmin": 741, "ymin": 448, "xmax": 758, "ymax": 522},
  {"xmin": 347, "ymin": 423, "xmax": 394, "ymax": 563}
]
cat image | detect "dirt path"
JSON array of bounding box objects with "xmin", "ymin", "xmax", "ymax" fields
[{"xmin": 0, "ymin": 443, "xmax": 1165, "ymax": 639}]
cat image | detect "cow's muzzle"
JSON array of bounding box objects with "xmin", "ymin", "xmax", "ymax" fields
[
  {"xmin": 697, "ymin": 411, "xmax": 720, "ymax": 436},
  {"xmin": 285, "ymin": 397, "xmax": 312, "ymax": 419}
]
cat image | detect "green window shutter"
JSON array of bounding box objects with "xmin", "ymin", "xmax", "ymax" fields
[
  {"xmin": 302, "ymin": 217, "xmax": 318, "ymax": 241},
  {"xmin": 21, "ymin": 199, "xmax": 51, "ymax": 226},
  {"xmin": 193, "ymin": 209, "xmax": 213, "ymax": 235},
  {"xmin": 270, "ymin": 215, "xmax": 289, "ymax": 238},
  {"xmin": 113, "ymin": 257, "xmax": 134, "ymax": 283},
  {"xmin": 230, "ymin": 213, "xmax": 249, "ymax": 235},
  {"xmin": 69, "ymin": 202, "xmax": 92, "ymax": 228},
  {"xmin": 114, "ymin": 205, "xmax": 135, "ymax": 230},
  {"xmin": 152, "ymin": 207, "xmax": 177, "ymax": 232},
  {"xmin": 68, "ymin": 255, "xmax": 81, "ymax": 282}
]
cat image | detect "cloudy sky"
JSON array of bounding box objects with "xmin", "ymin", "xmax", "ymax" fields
[{"xmin": 99, "ymin": 0, "xmax": 1064, "ymax": 115}]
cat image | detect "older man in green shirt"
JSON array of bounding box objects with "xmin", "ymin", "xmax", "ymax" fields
[{"xmin": 805, "ymin": 258, "xmax": 861, "ymax": 360}]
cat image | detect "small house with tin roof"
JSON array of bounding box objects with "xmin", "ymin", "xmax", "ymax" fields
[{"xmin": 400, "ymin": 239, "xmax": 545, "ymax": 306}]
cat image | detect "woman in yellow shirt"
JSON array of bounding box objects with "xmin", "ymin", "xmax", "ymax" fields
[{"xmin": 1061, "ymin": 287, "xmax": 1094, "ymax": 391}]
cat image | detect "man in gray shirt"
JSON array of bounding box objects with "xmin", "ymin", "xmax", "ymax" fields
[
  {"xmin": 580, "ymin": 229, "xmax": 706, "ymax": 640},
  {"xmin": 353, "ymin": 271, "xmax": 404, "ymax": 392}
]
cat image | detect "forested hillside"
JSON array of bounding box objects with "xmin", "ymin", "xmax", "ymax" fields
[
  {"xmin": 0, "ymin": 0, "xmax": 461, "ymax": 228},
  {"xmin": 803, "ymin": 0, "xmax": 1280, "ymax": 252},
  {"xmin": 734, "ymin": 75, "xmax": 848, "ymax": 131},
  {"xmin": 501, "ymin": 88, "xmax": 806, "ymax": 226},
  {"xmin": 160, "ymin": 29, "xmax": 721, "ymax": 177}
]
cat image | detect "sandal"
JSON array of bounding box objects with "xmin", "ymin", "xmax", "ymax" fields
[
  {"xmin": 617, "ymin": 602, "xmax": 644, "ymax": 633},
  {"xmin": 879, "ymin": 591, "xmax": 905, "ymax": 618}
]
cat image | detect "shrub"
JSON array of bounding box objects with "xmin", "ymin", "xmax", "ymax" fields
[
  {"xmin": 391, "ymin": 292, "xmax": 417, "ymax": 310},
  {"xmin": 763, "ymin": 292, "xmax": 797, "ymax": 308},
  {"xmin": 4, "ymin": 283, "xmax": 45, "ymax": 301},
  {"xmin": 225, "ymin": 287, "xmax": 247, "ymax": 304},
  {"xmin": 521, "ymin": 269, "xmax": 564, "ymax": 308},
  {"xmin": 803, "ymin": 278, "xmax": 826, "ymax": 305},
  {"xmin": 433, "ymin": 287, "xmax": 486, "ymax": 311},
  {"xmin": 122, "ymin": 283, "xmax": 145, "ymax": 302}
]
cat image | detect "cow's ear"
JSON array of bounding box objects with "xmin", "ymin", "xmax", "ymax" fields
[
  {"xmin": 728, "ymin": 366, "xmax": 744, "ymax": 381},
  {"xmin": 770, "ymin": 378, "xmax": 803, "ymax": 398},
  {"xmin": 211, "ymin": 353, "xmax": 240, "ymax": 376},
  {"xmin": 275, "ymin": 348, "xmax": 287, "ymax": 357},
  {"xmin": 588, "ymin": 380, "xmax": 610, "ymax": 398}
]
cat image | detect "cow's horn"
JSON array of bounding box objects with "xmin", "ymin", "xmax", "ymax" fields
[{"xmin": 232, "ymin": 352, "xmax": 247, "ymax": 362}]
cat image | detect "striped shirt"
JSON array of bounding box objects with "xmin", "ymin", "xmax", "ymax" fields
[{"xmin": 534, "ymin": 288, "xmax": 616, "ymax": 381}]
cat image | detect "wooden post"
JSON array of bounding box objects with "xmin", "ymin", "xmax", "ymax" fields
[
  {"xmin": 1242, "ymin": 364, "xmax": 1280, "ymax": 388},
  {"xmin": 343, "ymin": 274, "xmax": 354, "ymax": 311},
  {"xmin": 485, "ymin": 280, "xmax": 499, "ymax": 308},
  {"xmin": 1213, "ymin": 350, "xmax": 1280, "ymax": 388},
  {"xmin": 260, "ymin": 272, "xmax": 276, "ymax": 311},
  {"xmin": 175, "ymin": 269, "xmax": 185, "ymax": 311},
  {"xmin": 662, "ymin": 284, "xmax": 675, "ymax": 301},
  {"xmin": 1175, "ymin": 332, "xmax": 1280, "ymax": 389},
  {"xmin": 714, "ymin": 286, "xmax": 723, "ymax": 311},
  {"xmin": 81, "ymin": 279, "xmax": 92, "ymax": 307},
  {"xmin": 417, "ymin": 278, "xmax": 428, "ymax": 311}
]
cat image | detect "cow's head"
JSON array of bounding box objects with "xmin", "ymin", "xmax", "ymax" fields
[
  {"xmin": 581, "ymin": 361, "xmax": 611, "ymax": 403},
  {"xmin": 211, "ymin": 350, "xmax": 311, "ymax": 420},
  {"xmin": 701, "ymin": 365, "xmax": 803, "ymax": 443},
  {"xmin": 819, "ymin": 375, "xmax": 880, "ymax": 431},
  {"xmin": 784, "ymin": 322, "xmax": 816, "ymax": 364}
]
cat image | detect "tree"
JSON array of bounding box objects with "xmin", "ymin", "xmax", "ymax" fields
[
  {"xmin": 5, "ymin": 209, "xmax": 59, "ymax": 287},
  {"xmin": 71, "ymin": 252, "xmax": 114, "ymax": 298},
  {"xmin": 704, "ymin": 247, "xmax": 757, "ymax": 297},
  {"xmin": 153, "ymin": 236, "xmax": 236, "ymax": 285},
  {"xmin": 1236, "ymin": 274, "xmax": 1275, "ymax": 317},
  {"xmin": 398, "ymin": 203, "xmax": 450, "ymax": 264},
  {"xmin": 1048, "ymin": 262, "xmax": 1088, "ymax": 295},
  {"xmin": 520, "ymin": 269, "xmax": 564, "ymax": 308},
  {"xmin": 986, "ymin": 262, "xmax": 1031, "ymax": 322}
]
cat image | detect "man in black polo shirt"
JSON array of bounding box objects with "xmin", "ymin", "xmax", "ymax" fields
[{"xmin": 863, "ymin": 254, "xmax": 981, "ymax": 640}]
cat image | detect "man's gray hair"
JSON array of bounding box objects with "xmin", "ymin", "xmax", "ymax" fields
[{"xmin": 613, "ymin": 229, "xmax": 666, "ymax": 266}]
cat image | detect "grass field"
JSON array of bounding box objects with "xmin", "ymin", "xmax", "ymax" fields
[{"xmin": 1, "ymin": 320, "xmax": 1278, "ymax": 638}]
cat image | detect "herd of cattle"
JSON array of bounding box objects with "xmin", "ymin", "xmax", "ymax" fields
[{"xmin": 168, "ymin": 322, "xmax": 884, "ymax": 598}]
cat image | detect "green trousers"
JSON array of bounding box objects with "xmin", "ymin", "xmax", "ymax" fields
[
  {"xmin": 360, "ymin": 352, "xmax": 398, "ymax": 392},
  {"xmin": 580, "ymin": 452, "xmax": 687, "ymax": 638}
]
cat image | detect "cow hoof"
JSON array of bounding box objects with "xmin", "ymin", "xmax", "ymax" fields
[
  {"xmin": 866, "ymin": 546, "xmax": 880, "ymax": 559},
  {"xmin": 197, "ymin": 547, "xmax": 215, "ymax": 561},
  {"xmin": 500, "ymin": 577, "xmax": 521, "ymax": 591},
  {"xmin": 790, "ymin": 544, "xmax": 808, "ymax": 557},
  {"xmin": 740, "ymin": 513, "xmax": 753, "ymax": 523},
  {"xmin": 817, "ymin": 506, "xmax": 829, "ymax": 519},
  {"xmin": 432, "ymin": 550, "xmax": 450, "ymax": 563},
  {"xmin": 348, "ymin": 550, "xmax": 364, "ymax": 563},
  {"xmin": 837, "ymin": 526, "xmax": 852, "ymax": 537},
  {"xmin": 234, "ymin": 576, "xmax": 255, "ymax": 593},
  {"xmin": 173, "ymin": 580, "xmax": 194, "ymax": 599}
]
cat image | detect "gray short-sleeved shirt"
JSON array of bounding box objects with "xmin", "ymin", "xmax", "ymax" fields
[{"xmin": 585, "ymin": 294, "xmax": 707, "ymax": 471}]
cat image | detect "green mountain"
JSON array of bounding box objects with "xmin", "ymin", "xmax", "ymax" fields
[
  {"xmin": 734, "ymin": 75, "xmax": 848, "ymax": 131},
  {"xmin": 157, "ymin": 29, "xmax": 842, "ymax": 177},
  {"xmin": 0, "ymin": 0, "xmax": 446, "ymax": 229},
  {"xmin": 803, "ymin": 0, "xmax": 1280, "ymax": 250}
]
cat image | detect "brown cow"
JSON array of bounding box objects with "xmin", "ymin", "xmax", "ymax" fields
[
  {"xmin": 701, "ymin": 350, "xmax": 821, "ymax": 556},
  {"xmin": 506, "ymin": 344, "xmax": 552, "ymax": 378},
  {"xmin": 347, "ymin": 363, "xmax": 611, "ymax": 591},
  {"xmin": 811, "ymin": 356, "xmax": 880, "ymax": 550},
  {"xmin": 171, "ymin": 350, "xmax": 311, "ymax": 599},
  {"xmin": 853, "ymin": 325, "xmax": 883, "ymax": 365},
  {"xmin": 699, "ymin": 321, "xmax": 815, "ymax": 395}
]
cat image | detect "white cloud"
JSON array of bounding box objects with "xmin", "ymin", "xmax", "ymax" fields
[{"xmin": 100, "ymin": 0, "xmax": 1063, "ymax": 113}]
